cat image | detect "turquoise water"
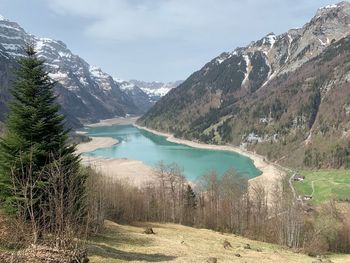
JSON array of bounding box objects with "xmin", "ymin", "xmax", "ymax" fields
[{"xmin": 81, "ymin": 125, "xmax": 261, "ymax": 181}]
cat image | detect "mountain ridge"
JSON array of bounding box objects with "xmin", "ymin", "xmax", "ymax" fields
[
  {"xmin": 0, "ymin": 16, "xmax": 177, "ymax": 127},
  {"xmin": 129, "ymin": 80, "xmax": 183, "ymax": 102},
  {"xmin": 138, "ymin": 1, "xmax": 350, "ymax": 168}
]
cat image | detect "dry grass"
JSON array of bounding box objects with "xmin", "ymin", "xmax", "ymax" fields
[{"xmin": 88, "ymin": 220, "xmax": 350, "ymax": 263}]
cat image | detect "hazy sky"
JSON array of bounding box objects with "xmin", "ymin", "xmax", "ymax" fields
[{"xmin": 0, "ymin": 0, "xmax": 341, "ymax": 81}]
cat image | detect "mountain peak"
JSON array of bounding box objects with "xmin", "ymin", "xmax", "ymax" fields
[
  {"xmin": 321, "ymin": 1, "xmax": 349, "ymax": 9},
  {"xmin": 0, "ymin": 15, "xmax": 9, "ymax": 22},
  {"xmin": 315, "ymin": 1, "xmax": 350, "ymax": 16}
]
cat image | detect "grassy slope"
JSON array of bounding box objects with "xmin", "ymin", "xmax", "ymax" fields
[
  {"xmin": 294, "ymin": 170, "xmax": 350, "ymax": 205},
  {"xmin": 88, "ymin": 220, "xmax": 350, "ymax": 263}
]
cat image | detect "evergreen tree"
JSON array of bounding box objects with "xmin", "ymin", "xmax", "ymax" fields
[
  {"xmin": 183, "ymin": 185, "xmax": 197, "ymax": 226},
  {"xmin": 0, "ymin": 45, "xmax": 83, "ymax": 221}
]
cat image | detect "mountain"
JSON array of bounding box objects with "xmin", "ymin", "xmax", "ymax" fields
[
  {"xmin": 0, "ymin": 44, "xmax": 16, "ymax": 123},
  {"xmin": 116, "ymin": 79, "xmax": 154, "ymax": 113},
  {"xmin": 0, "ymin": 16, "xmax": 145, "ymax": 127},
  {"xmin": 129, "ymin": 80, "xmax": 183, "ymax": 102},
  {"xmin": 138, "ymin": 1, "xmax": 350, "ymax": 168}
]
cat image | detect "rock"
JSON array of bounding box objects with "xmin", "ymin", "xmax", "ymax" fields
[
  {"xmin": 234, "ymin": 253, "xmax": 241, "ymax": 257},
  {"xmin": 256, "ymin": 248, "xmax": 262, "ymax": 252},
  {"xmin": 308, "ymin": 252, "xmax": 316, "ymax": 257},
  {"xmin": 223, "ymin": 240, "xmax": 232, "ymax": 249},
  {"xmin": 206, "ymin": 257, "xmax": 217, "ymax": 263},
  {"xmin": 244, "ymin": 244, "xmax": 251, "ymax": 249},
  {"xmin": 143, "ymin": 227, "xmax": 155, "ymax": 234}
]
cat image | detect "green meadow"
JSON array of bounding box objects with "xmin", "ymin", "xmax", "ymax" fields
[{"xmin": 294, "ymin": 170, "xmax": 350, "ymax": 205}]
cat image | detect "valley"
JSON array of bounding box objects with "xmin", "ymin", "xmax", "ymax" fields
[
  {"xmin": 0, "ymin": 16, "xmax": 180, "ymax": 128},
  {"xmin": 1, "ymin": 1, "xmax": 350, "ymax": 262},
  {"xmin": 139, "ymin": 2, "xmax": 350, "ymax": 170}
]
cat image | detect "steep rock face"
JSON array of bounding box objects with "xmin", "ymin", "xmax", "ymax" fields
[
  {"xmin": 0, "ymin": 16, "xmax": 142, "ymax": 127},
  {"xmin": 139, "ymin": 2, "xmax": 350, "ymax": 168}
]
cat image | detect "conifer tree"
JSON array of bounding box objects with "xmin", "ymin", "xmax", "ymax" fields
[
  {"xmin": 0, "ymin": 45, "xmax": 83, "ymax": 221},
  {"xmin": 183, "ymin": 184, "xmax": 197, "ymax": 226}
]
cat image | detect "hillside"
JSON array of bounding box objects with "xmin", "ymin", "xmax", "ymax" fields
[
  {"xmin": 88, "ymin": 220, "xmax": 350, "ymax": 263},
  {"xmin": 138, "ymin": 2, "xmax": 350, "ymax": 168}
]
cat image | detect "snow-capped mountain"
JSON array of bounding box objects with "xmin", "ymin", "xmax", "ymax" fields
[
  {"xmin": 116, "ymin": 79, "xmax": 154, "ymax": 113},
  {"xmin": 129, "ymin": 80, "xmax": 183, "ymax": 102},
  {"xmin": 0, "ymin": 15, "xmax": 146, "ymax": 126},
  {"xmin": 113, "ymin": 79, "xmax": 182, "ymax": 111}
]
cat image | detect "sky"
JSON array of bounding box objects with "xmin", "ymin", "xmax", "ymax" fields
[{"xmin": 0, "ymin": 0, "xmax": 341, "ymax": 82}]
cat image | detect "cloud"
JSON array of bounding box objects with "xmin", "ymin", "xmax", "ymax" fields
[
  {"xmin": 46, "ymin": 0, "xmax": 318, "ymax": 41},
  {"xmin": 43, "ymin": 0, "xmax": 336, "ymax": 81}
]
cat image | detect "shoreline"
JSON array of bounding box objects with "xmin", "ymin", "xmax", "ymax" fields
[
  {"xmin": 75, "ymin": 136, "xmax": 119, "ymax": 155},
  {"xmin": 80, "ymin": 156, "xmax": 156, "ymax": 187},
  {"xmin": 76, "ymin": 117, "xmax": 286, "ymax": 195},
  {"xmin": 76, "ymin": 117, "xmax": 156, "ymax": 187},
  {"xmin": 134, "ymin": 124, "xmax": 286, "ymax": 191},
  {"xmin": 84, "ymin": 116, "xmax": 139, "ymax": 127}
]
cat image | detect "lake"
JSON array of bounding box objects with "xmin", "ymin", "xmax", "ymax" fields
[{"xmin": 81, "ymin": 124, "xmax": 261, "ymax": 181}]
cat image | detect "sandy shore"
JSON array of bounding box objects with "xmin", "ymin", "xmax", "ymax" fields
[
  {"xmin": 76, "ymin": 137, "xmax": 119, "ymax": 154},
  {"xmin": 134, "ymin": 124, "xmax": 286, "ymax": 194},
  {"xmin": 85, "ymin": 116, "xmax": 139, "ymax": 127},
  {"xmin": 77, "ymin": 117, "xmax": 156, "ymax": 187},
  {"xmin": 80, "ymin": 156, "xmax": 156, "ymax": 187}
]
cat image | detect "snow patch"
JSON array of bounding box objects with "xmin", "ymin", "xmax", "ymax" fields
[
  {"xmin": 216, "ymin": 53, "xmax": 229, "ymax": 64},
  {"xmin": 141, "ymin": 87, "xmax": 172, "ymax": 97},
  {"xmin": 0, "ymin": 34, "xmax": 22, "ymax": 40},
  {"xmin": 0, "ymin": 23, "xmax": 21, "ymax": 31},
  {"xmin": 35, "ymin": 39, "xmax": 48, "ymax": 51},
  {"xmin": 284, "ymin": 34, "xmax": 293, "ymax": 63},
  {"xmin": 321, "ymin": 4, "xmax": 338, "ymax": 10},
  {"xmin": 66, "ymin": 85, "xmax": 80, "ymax": 91},
  {"xmin": 242, "ymin": 54, "xmax": 251, "ymax": 86},
  {"xmin": 58, "ymin": 51, "xmax": 71, "ymax": 58},
  {"xmin": 266, "ymin": 34, "xmax": 276, "ymax": 47},
  {"xmin": 262, "ymin": 71, "xmax": 276, "ymax": 87},
  {"xmin": 2, "ymin": 43, "xmax": 20, "ymax": 51},
  {"xmin": 316, "ymin": 3, "xmax": 340, "ymax": 16},
  {"xmin": 119, "ymin": 82, "xmax": 137, "ymax": 91},
  {"xmin": 318, "ymin": 37, "xmax": 330, "ymax": 46},
  {"xmin": 6, "ymin": 51, "xmax": 25, "ymax": 57},
  {"xmin": 43, "ymin": 62, "xmax": 59, "ymax": 69},
  {"xmin": 261, "ymin": 53, "xmax": 272, "ymax": 87},
  {"xmin": 79, "ymin": 76, "xmax": 89, "ymax": 86},
  {"xmin": 89, "ymin": 66, "xmax": 108, "ymax": 79},
  {"xmin": 0, "ymin": 15, "xmax": 9, "ymax": 22},
  {"xmin": 216, "ymin": 57, "xmax": 225, "ymax": 64},
  {"xmin": 345, "ymin": 72, "xmax": 350, "ymax": 82},
  {"xmin": 35, "ymin": 38, "xmax": 64, "ymax": 52},
  {"xmin": 48, "ymin": 72, "xmax": 68, "ymax": 80}
]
